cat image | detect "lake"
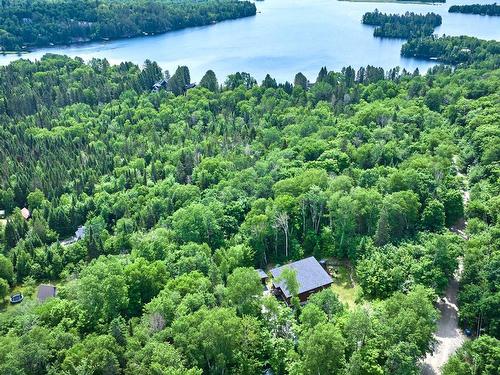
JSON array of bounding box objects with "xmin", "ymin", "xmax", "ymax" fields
[{"xmin": 1, "ymin": 0, "xmax": 499, "ymax": 82}]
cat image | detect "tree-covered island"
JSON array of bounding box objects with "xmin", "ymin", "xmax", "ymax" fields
[{"xmin": 362, "ymin": 10, "xmax": 442, "ymax": 39}]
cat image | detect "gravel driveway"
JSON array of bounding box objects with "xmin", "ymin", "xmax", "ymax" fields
[
  {"xmin": 421, "ymin": 266, "xmax": 466, "ymax": 374},
  {"xmin": 421, "ymin": 158, "xmax": 469, "ymax": 374}
]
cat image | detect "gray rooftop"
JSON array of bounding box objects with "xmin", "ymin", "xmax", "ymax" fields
[
  {"xmin": 37, "ymin": 284, "xmax": 57, "ymax": 302},
  {"xmin": 75, "ymin": 226, "xmax": 85, "ymax": 239},
  {"xmin": 256, "ymin": 269, "xmax": 268, "ymax": 280},
  {"xmin": 270, "ymin": 256, "xmax": 332, "ymax": 298}
]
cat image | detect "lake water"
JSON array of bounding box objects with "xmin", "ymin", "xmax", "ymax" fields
[{"xmin": 1, "ymin": 0, "xmax": 499, "ymax": 82}]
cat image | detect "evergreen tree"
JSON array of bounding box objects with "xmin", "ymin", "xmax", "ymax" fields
[
  {"xmin": 199, "ymin": 69, "xmax": 219, "ymax": 92},
  {"xmin": 316, "ymin": 66, "xmax": 328, "ymax": 82},
  {"xmin": 262, "ymin": 74, "xmax": 278, "ymax": 89},
  {"xmin": 294, "ymin": 72, "xmax": 308, "ymax": 89}
]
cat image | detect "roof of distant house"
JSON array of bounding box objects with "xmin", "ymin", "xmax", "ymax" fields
[
  {"xmin": 75, "ymin": 225, "xmax": 85, "ymax": 239},
  {"xmin": 256, "ymin": 269, "xmax": 268, "ymax": 280},
  {"xmin": 270, "ymin": 256, "xmax": 332, "ymax": 299},
  {"xmin": 37, "ymin": 284, "xmax": 57, "ymax": 302},
  {"xmin": 21, "ymin": 207, "xmax": 30, "ymax": 219}
]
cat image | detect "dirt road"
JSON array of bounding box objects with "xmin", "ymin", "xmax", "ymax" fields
[
  {"xmin": 421, "ymin": 157, "xmax": 469, "ymax": 374},
  {"xmin": 421, "ymin": 263, "xmax": 466, "ymax": 374}
]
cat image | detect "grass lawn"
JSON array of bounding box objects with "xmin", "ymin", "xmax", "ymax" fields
[
  {"xmin": 329, "ymin": 262, "xmax": 362, "ymax": 310},
  {"xmin": 0, "ymin": 279, "xmax": 64, "ymax": 313},
  {"xmin": 0, "ymin": 284, "xmax": 31, "ymax": 313}
]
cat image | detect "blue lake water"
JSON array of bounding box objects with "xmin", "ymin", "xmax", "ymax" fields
[{"xmin": 1, "ymin": 0, "xmax": 499, "ymax": 82}]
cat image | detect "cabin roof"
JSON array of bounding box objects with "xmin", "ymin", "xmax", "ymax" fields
[
  {"xmin": 270, "ymin": 256, "xmax": 332, "ymax": 299},
  {"xmin": 256, "ymin": 269, "xmax": 268, "ymax": 280},
  {"xmin": 75, "ymin": 225, "xmax": 85, "ymax": 239},
  {"xmin": 37, "ymin": 284, "xmax": 57, "ymax": 302},
  {"xmin": 21, "ymin": 207, "xmax": 30, "ymax": 219}
]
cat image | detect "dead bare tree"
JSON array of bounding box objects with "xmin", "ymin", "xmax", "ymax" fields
[{"xmin": 273, "ymin": 211, "xmax": 289, "ymax": 258}]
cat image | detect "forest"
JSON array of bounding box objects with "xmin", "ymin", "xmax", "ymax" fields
[
  {"xmin": 362, "ymin": 10, "xmax": 442, "ymax": 39},
  {"xmin": 0, "ymin": 34, "xmax": 499, "ymax": 374},
  {"xmin": 449, "ymin": 3, "xmax": 500, "ymax": 16},
  {"xmin": 401, "ymin": 35, "xmax": 500, "ymax": 65},
  {"xmin": 0, "ymin": 0, "xmax": 256, "ymax": 51}
]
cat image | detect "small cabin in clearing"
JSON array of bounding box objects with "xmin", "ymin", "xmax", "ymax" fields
[
  {"xmin": 270, "ymin": 256, "xmax": 332, "ymax": 304},
  {"xmin": 37, "ymin": 284, "xmax": 57, "ymax": 302},
  {"xmin": 60, "ymin": 225, "xmax": 86, "ymax": 246}
]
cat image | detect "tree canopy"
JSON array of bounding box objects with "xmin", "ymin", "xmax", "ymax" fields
[
  {"xmin": 0, "ymin": 0, "xmax": 256, "ymax": 51},
  {"xmin": 0, "ymin": 32, "xmax": 499, "ymax": 373}
]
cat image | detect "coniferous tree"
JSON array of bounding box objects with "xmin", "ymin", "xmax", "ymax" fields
[
  {"xmin": 199, "ymin": 70, "xmax": 219, "ymax": 92},
  {"xmin": 294, "ymin": 72, "xmax": 308, "ymax": 90}
]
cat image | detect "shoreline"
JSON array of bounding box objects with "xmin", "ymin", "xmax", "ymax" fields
[
  {"xmin": 1, "ymin": 51, "xmax": 30, "ymax": 55},
  {"xmin": 0, "ymin": 13, "xmax": 257, "ymax": 57},
  {"xmin": 338, "ymin": 0, "xmax": 444, "ymax": 4}
]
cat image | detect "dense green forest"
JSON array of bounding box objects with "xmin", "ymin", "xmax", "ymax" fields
[
  {"xmin": 0, "ymin": 34, "xmax": 499, "ymax": 374},
  {"xmin": 401, "ymin": 35, "xmax": 500, "ymax": 65},
  {"xmin": 449, "ymin": 3, "xmax": 500, "ymax": 16},
  {"xmin": 0, "ymin": 0, "xmax": 256, "ymax": 51},
  {"xmin": 362, "ymin": 10, "xmax": 442, "ymax": 39}
]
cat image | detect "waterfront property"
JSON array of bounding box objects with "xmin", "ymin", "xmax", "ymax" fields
[
  {"xmin": 152, "ymin": 79, "xmax": 168, "ymax": 92},
  {"xmin": 151, "ymin": 79, "xmax": 197, "ymax": 93}
]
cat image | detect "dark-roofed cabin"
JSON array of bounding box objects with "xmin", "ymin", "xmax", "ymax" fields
[
  {"xmin": 152, "ymin": 79, "xmax": 168, "ymax": 92},
  {"xmin": 256, "ymin": 268, "xmax": 269, "ymax": 291},
  {"xmin": 257, "ymin": 269, "xmax": 268, "ymax": 283},
  {"xmin": 37, "ymin": 284, "xmax": 57, "ymax": 302},
  {"xmin": 270, "ymin": 256, "xmax": 332, "ymax": 304}
]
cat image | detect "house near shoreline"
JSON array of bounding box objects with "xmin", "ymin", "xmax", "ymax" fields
[
  {"xmin": 152, "ymin": 78, "xmax": 197, "ymax": 92},
  {"xmin": 152, "ymin": 78, "xmax": 168, "ymax": 92}
]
